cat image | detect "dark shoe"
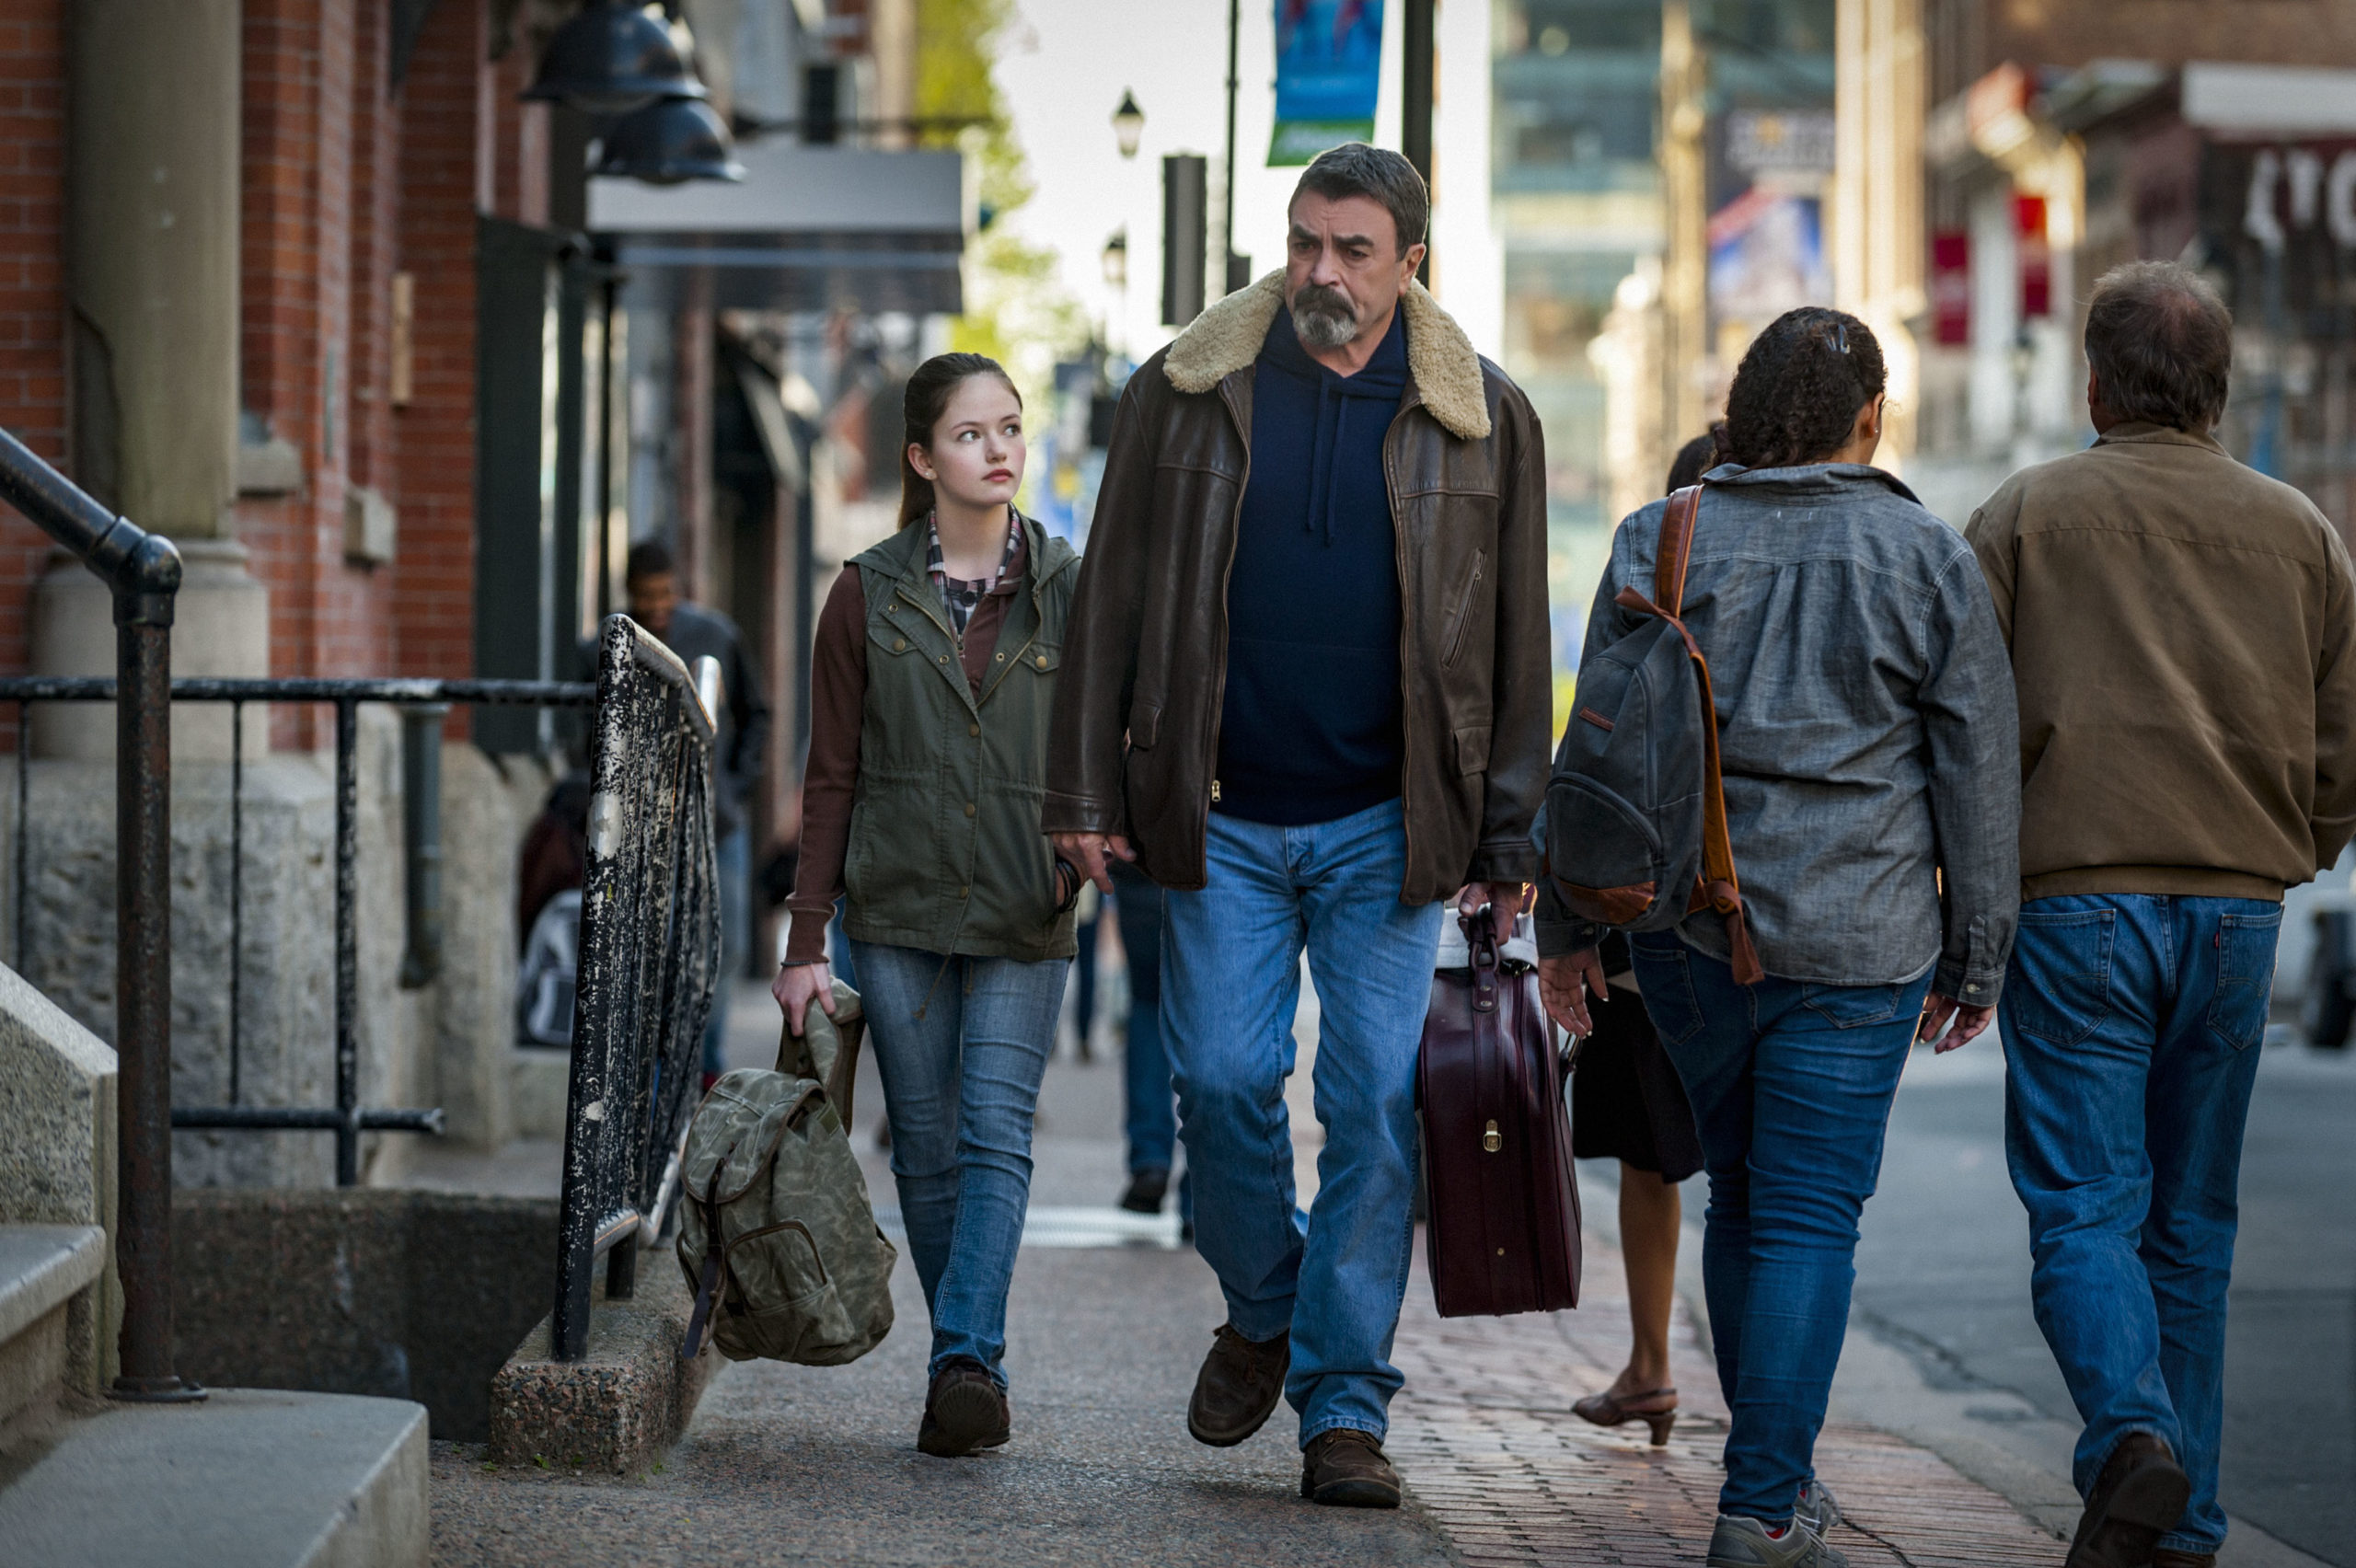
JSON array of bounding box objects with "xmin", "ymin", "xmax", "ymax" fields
[
  {"xmin": 2151, "ymin": 1551, "xmax": 2215, "ymax": 1568},
  {"xmin": 1119, "ymin": 1166, "xmax": 1170, "ymax": 1213},
  {"xmin": 2067, "ymin": 1433, "xmax": 2190, "ymax": 1568},
  {"xmin": 1186, "ymin": 1323, "xmax": 1288, "ymax": 1447},
  {"xmin": 1570, "ymin": 1385, "xmax": 1678, "ymax": 1446},
  {"xmin": 917, "ymin": 1356, "xmax": 1010, "ymax": 1458},
  {"xmin": 1299, "ymin": 1429, "xmax": 1402, "ymax": 1508}
]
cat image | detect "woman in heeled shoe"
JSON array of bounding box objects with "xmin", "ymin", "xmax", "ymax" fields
[
  {"xmin": 1565, "ymin": 432, "xmax": 1717, "ymax": 1454},
  {"xmin": 774, "ymin": 352, "xmax": 1083, "ymax": 1459}
]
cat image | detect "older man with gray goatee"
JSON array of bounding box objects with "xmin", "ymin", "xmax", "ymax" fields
[{"xmin": 1967, "ymin": 261, "xmax": 2356, "ymax": 1568}]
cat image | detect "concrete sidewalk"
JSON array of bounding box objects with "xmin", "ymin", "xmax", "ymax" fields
[{"xmin": 425, "ymin": 979, "xmax": 2118, "ymax": 1566}]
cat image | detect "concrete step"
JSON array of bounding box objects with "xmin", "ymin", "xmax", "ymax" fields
[
  {"xmin": 0, "ymin": 1224, "xmax": 103, "ymax": 1431},
  {"xmin": 0, "ymin": 1388, "xmax": 427, "ymax": 1567}
]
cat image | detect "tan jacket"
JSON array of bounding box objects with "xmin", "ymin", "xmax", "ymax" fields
[
  {"xmin": 1966, "ymin": 422, "xmax": 2356, "ymax": 902},
  {"xmin": 1044, "ymin": 273, "xmax": 1552, "ymax": 902}
]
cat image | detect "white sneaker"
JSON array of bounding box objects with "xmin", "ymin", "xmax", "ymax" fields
[
  {"xmin": 1796, "ymin": 1478, "xmax": 1842, "ymax": 1536},
  {"xmin": 1705, "ymin": 1514, "xmax": 1850, "ymax": 1568}
]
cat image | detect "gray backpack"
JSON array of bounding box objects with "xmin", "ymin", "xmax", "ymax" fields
[
  {"xmin": 1537, "ymin": 484, "xmax": 1762, "ymax": 984},
  {"xmin": 676, "ymin": 982, "xmax": 896, "ymax": 1365}
]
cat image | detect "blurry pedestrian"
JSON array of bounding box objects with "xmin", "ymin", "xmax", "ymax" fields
[
  {"xmin": 1068, "ymin": 880, "xmax": 1103, "ymax": 1061},
  {"xmin": 1538, "ymin": 306, "xmax": 2020, "ymax": 1568},
  {"xmin": 1965, "ymin": 261, "xmax": 2356, "ymax": 1568},
  {"xmin": 621, "ymin": 539, "xmax": 770, "ymax": 1089},
  {"xmin": 1109, "ymin": 856, "xmax": 1177, "ymax": 1215},
  {"xmin": 1566, "ymin": 429, "xmax": 1718, "ymax": 1451},
  {"xmin": 1047, "ymin": 143, "xmax": 1551, "ymax": 1508},
  {"xmin": 774, "ymin": 352, "xmax": 1082, "ymax": 1459}
]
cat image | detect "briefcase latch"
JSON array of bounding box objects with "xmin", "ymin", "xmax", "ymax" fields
[{"xmin": 1482, "ymin": 1120, "xmax": 1502, "ymax": 1154}]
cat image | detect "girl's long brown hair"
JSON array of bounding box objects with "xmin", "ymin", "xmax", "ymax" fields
[{"xmin": 898, "ymin": 352, "xmax": 1022, "ymax": 526}]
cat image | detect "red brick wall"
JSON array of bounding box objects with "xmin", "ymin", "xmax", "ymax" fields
[
  {"xmin": 0, "ymin": 0, "xmax": 65, "ymax": 750},
  {"xmin": 390, "ymin": 0, "xmax": 488, "ymax": 687},
  {"xmin": 349, "ymin": 0, "xmax": 398, "ymax": 501},
  {"xmin": 242, "ymin": 0, "xmax": 397, "ymax": 750}
]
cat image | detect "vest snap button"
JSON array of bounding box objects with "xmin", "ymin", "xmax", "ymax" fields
[
  {"xmin": 994, "ymin": 651, "xmax": 1004, "ymax": 662},
  {"xmin": 964, "ymin": 802, "xmax": 976, "ymax": 817},
  {"xmin": 959, "ymin": 885, "xmax": 969, "ymax": 898},
  {"xmin": 894, "ymin": 638, "xmax": 906, "ymax": 651},
  {"xmin": 1035, "ymin": 654, "xmax": 1048, "ymax": 668},
  {"xmin": 938, "ymin": 654, "xmax": 948, "ymax": 664},
  {"xmin": 968, "ymin": 723, "xmax": 980, "ymax": 737}
]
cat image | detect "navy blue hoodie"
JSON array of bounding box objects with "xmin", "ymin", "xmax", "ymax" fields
[{"xmin": 1215, "ymin": 306, "xmax": 1408, "ymax": 825}]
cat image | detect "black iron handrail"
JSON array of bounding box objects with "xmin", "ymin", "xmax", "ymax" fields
[
  {"xmin": 0, "ymin": 424, "xmax": 190, "ymax": 1402},
  {"xmin": 0, "ymin": 674, "xmax": 596, "ymax": 1185},
  {"xmin": 551, "ymin": 615, "xmax": 720, "ymax": 1361}
]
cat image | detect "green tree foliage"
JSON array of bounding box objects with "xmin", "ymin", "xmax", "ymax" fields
[{"xmin": 914, "ymin": 0, "xmax": 1087, "ymax": 425}]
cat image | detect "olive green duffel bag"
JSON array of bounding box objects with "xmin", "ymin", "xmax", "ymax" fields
[{"xmin": 677, "ymin": 981, "xmax": 895, "ymax": 1366}]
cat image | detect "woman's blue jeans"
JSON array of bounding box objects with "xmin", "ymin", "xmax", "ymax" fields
[
  {"xmin": 2002, "ymin": 894, "xmax": 2278, "ymax": 1555},
  {"xmin": 1630, "ymin": 932, "xmax": 1932, "ymax": 1524},
  {"xmin": 849, "ymin": 940, "xmax": 1063, "ymax": 1387}
]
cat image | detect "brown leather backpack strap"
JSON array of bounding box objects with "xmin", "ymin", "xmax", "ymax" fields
[
  {"xmin": 1685, "ymin": 649, "xmax": 1765, "ymax": 986},
  {"xmin": 1656, "ymin": 484, "xmax": 1703, "ymax": 618}
]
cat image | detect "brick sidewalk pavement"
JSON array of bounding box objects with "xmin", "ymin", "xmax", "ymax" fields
[{"xmin": 1390, "ymin": 1232, "xmax": 2066, "ymax": 1567}]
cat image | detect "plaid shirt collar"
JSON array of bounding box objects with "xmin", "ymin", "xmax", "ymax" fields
[{"xmin": 926, "ymin": 511, "xmax": 1025, "ymax": 636}]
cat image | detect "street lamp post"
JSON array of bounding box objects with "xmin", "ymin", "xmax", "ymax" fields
[
  {"xmin": 1102, "ymin": 229, "xmax": 1129, "ymax": 361},
  {"xmin": 1110, "ymin": 94, "xmax": 1144, "ymax": 361},
  {"xmin": 1113, "ymin": 90, "xmax": 1145, "ymax": 160}
]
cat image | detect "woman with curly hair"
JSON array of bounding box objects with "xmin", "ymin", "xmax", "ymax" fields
[{"xmin": 1537, "ymin": 307, "xmax": 2021, "ymax": 1568}]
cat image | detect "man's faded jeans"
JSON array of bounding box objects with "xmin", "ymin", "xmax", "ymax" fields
[
  {"xmin": 1160, "ymin": 799, "xmax": 1444, "ymax": 1446},
  {"xmin": 851, "ymin": 940, "xmax": 1063, "ymax": 1387},
  {"xmin": 2002, "ymin": 894, "xmax": 2280, "ymax": 1555},
  {"xmin": 1628, "ymin": 931, "xmax": 1932, "ymax": 1524}
]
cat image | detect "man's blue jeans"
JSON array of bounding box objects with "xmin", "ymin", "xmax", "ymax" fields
[
  {"xmin": 1629, "ymin": 932, "xmax": 1932, "ymax": 1523},
  {"xmin": 1161, "ymin": 799, "xmax": 1444, "ymax": 1446},
  {"xmin": 2002, "ymin": 894, "xmax": 2279, "ymax": 1555},
  {"xmin": 850, "ymin": 940, "xmax": 1063, "ymax": 1386}
]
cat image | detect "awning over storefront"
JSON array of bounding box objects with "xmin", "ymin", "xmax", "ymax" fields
[{"xmin": 588, "ymin": 141, "xmax": 966, "ymax": 314}]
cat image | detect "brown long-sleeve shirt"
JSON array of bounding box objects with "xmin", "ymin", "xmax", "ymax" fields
[{"xmin": 784, "ymin": 535, "xmax": 1028, "ymax": 963}]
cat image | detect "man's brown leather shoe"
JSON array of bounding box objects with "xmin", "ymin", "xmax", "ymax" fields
[
  {"xmin": 1300, "ymin": 1429, "xmax": 1402, "ymax": 1508},
  {"xmin": 2066, "ymin": 1433, "xmax": 2189, "ymax": 1568},
  {"xmin": 2151, "ymin": 1551, "xmax": 2215, "ymax": 1568},
  {"xmin": 1187, "ymin": 1324, "xmax": 1288, "ymax": 1447}
]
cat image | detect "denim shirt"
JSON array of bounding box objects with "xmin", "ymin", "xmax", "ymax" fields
[{"xmin": 1537, "ymin": 463, "xmax": 2020, "ymax": 1001}]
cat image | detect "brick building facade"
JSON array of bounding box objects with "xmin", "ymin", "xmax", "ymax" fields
[{"xmin": 0, "ymin": 0, "xmax": 582, "ymax": 741}]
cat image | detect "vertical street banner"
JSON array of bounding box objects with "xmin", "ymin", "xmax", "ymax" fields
[{"xmin": 1269, "ymin": 0, "xmax": 1385, "ymax": 167}]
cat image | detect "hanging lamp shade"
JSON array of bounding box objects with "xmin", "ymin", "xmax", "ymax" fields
[
  {"xmin": 1112, "ymin": 89, "xmax": 1145, "ymax": 159},
  {"xmin": 525, "ymin": 0, "xmax": 706, "ymax": 118},
  {"xmin": 596, "ymin": 95, "xmax": 745, "ymax": 184}
]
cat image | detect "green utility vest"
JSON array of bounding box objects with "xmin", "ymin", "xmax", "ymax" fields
[{"xmin": 841, "ymin": 514, "xmax": 1080, "ymax": 963}]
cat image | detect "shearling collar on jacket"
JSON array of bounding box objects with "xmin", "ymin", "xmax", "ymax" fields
[{"xmin": 1161, "ymin": 270, "xmax": 1493, "ymax": 441}]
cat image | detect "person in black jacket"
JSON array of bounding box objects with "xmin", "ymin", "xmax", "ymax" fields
[{"xmin": 620, "ymin": 539, "xmax": 771, "ymax": 1085}]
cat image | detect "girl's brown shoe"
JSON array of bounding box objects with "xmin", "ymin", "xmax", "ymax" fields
[{"xmin": 917, "ymin": 1357, "xmax": 1010, "ymax": 1458}]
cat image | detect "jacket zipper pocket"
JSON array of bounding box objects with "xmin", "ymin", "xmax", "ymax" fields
[{"xmin": 1442, "ymin": 550, "xmax": 1486, "ymax": 668}]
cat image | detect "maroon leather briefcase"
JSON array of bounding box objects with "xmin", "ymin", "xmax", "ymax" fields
[{"xmin": 1417, "ymin": 915, "xmax": 1582, "ymax": 1318}]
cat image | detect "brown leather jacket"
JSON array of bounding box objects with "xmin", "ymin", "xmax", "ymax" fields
[{"xmin": 1044, "ymin": 273, "xmax": 1552, "ymax": 903}]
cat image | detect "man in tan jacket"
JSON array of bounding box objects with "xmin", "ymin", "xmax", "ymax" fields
[{"xmin": 1967, "ymin": 260, "xmax": 2356, "ymax": 1568}]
